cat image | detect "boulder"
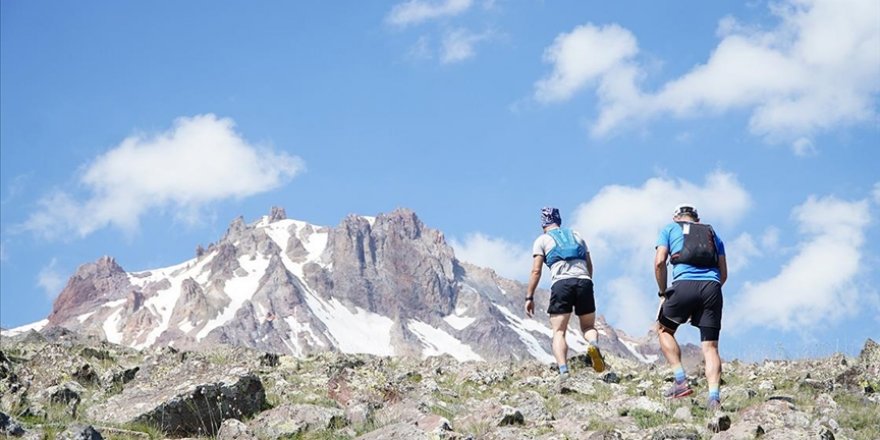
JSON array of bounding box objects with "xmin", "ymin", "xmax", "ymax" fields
[
  {"xmin": 355, "ymin": 422, "xmax": 425, "ymax": 439},
  {"xmin": 87, "ymin": 365, "xmax": 265, "ymax": 437},
  {"xmin": 216, "ymin": 419, "xmax": 256, "ymax": 440},
  {"xmin": 55, "ymin": 425, "xmax": 103, "ymax": 440},
  {"xmin": 0, "ymin": 411, "xmax": 26, "ymax": 437},
  {"xmin": 250, "ymin": 404, "xmax": 346, "ymax": 438}
]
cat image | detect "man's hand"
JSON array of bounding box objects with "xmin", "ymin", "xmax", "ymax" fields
[{"xmin": 525, "ymin": 299, "xmax": 535, "ymax": 317}]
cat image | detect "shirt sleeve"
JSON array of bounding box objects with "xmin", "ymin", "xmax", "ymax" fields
[
  {"xmin": 714, "ymin": 231, "xmax": 725, "ymax": 256},
  {"xmin": 655, "ymin": 224, "xmax": 671, "ymax": 249},
  {"xmin": 532, "ymin": 236, "xmax": 546, "ymax": 257}
]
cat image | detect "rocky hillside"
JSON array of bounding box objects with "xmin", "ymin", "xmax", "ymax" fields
[
  {"xmin": 10, "ymin": 207, "xmax": 695, "ymax": 366},
  {"xmin": 1, "ymin": 329, "xmax": 877, "ymax": 440}
]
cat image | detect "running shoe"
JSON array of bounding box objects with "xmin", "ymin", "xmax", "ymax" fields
[
  {"xmin": 664, "ymin": 381, "xmax": 694, "ymax": 398},
  {"xmin": 587, "ymin": 345, "xmax": 606, "ymax": 373},
  {"xmin": 707, "ymin": 398, "xmax": 721, "ymax": 412}
]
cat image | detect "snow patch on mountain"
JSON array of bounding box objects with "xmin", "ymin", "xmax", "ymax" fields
[
  {"xmin": 407, "ymin": 319, "xmax": 483, "ymax": 362},
  {"xmin": 1, "ymin": 319, "xmax": 48, "ymax": 337},
  {"xmin": 196, "ymin": 254, "xmax": 271, "ymax": 340},
  {"xmin": 621, "ymin": 338, "xmax": 659, "ymax": 363},
  {"xmin": 135, "ymin": 255, "xmax": 215, "ymax": 348},
  {"xmin": 303, "ymin": 290, "xmax": 395, "ymax": 356},
  {"xmin": 494, "ymin": 305, "xmax": 554, "ymax": 363},
  {"xmin": 443, "ymin": 314, "xmax": 476, "ymax": 331},
  {"xmin": 103, "ymin": 308, "xmax": 125, "ymax": 344}
]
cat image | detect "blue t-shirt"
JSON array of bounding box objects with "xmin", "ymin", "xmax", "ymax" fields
[{"xmin": 656, "ymin": 222, "xmax": 725, "ymax": 282}]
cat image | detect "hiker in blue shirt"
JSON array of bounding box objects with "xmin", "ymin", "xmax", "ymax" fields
[
  {"xmin": 526, "ymin": 207, "xmax": 605, "ymax": 379},
  {"xmin": 654, "ymin": 204, "xmax": 727, "ymax": 411}
]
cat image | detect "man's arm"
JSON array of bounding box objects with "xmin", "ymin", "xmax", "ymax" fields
[
  {"xmin": 718, "ymin": 255, "xmax": 728, "ymax": 286},
  {"xmin": 525, "ymin": 255, "xmax": 544, "ymax": 317},
  {"xmin": 654, "ymin": 246, "xmax": 669, "ymax": 293},
  {"xmin": 585, "ymin": 252, "xmax": 594, "ymax": 279}
]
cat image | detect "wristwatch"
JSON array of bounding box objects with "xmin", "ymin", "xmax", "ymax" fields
[{"xmin": 525, "ymin": 296, "xmax": 534, "ymax": 302}]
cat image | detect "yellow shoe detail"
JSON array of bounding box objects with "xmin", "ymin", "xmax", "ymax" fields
[{"xmin": 587, "ymin": 345, "xmax": 605, "ymax": 373}]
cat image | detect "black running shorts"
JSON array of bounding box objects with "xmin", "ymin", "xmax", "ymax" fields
[
  {"xmin": 548, "ymin": 278, "xmax": 595, "ymax": 316},
  {"xmin": 658, "ymin": 280, "xmax": 723, "ymax": 341}
]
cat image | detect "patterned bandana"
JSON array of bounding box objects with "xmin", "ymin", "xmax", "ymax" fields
[{"xmin": 540, "ymin": 207, "xmax": 562, "ymax": 228}]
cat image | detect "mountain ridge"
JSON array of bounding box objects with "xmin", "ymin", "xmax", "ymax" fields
[{"xmin": 7, "ymin": 206, "xmax": 698, "ymax": 366}]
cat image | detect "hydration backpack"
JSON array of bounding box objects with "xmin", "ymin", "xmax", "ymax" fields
[
  {"xmin": 544, "ymin": 228, "xmax": 587, "ymax": 267},
  {"xmin": 670, "ymin": 222, "xmax": 718, "ymax": 268}
]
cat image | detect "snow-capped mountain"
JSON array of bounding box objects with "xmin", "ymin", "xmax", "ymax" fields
[{"xmin": 8, "ymin": 207, "xmax": 683, "ymax": 364}]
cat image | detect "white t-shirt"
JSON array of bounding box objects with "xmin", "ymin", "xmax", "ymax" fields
[{"xmin": 532, "ymin": 228, "xmax": 592, "ymax": 285}]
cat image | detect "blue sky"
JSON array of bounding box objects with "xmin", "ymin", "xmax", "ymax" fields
[{"xmin": 1, "ymin": 0, "xmax": 878, "ymax": 360}]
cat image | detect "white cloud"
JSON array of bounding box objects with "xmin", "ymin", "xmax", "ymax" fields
[
  {"xmin": 725, "ymin": 233, "xmax": 761, "ymax": 274},
  {"xmin": 603, "ymin": 277, "xmax": 659, "ymax": 337},
  {"xmin": 792, "ymin": 137, "xmax": 817, "ymax": 157},
  {"xmin": 37, "ymin": 258, "xmax": 65, "ymax": 298},
  {"xmin": 387, "ymin": 0, "xmax": 473, "ymax": 27},
  {"xmin": 536, "ymin": 0, "xmax": 880, "ymax": 151},
  {"xmin": 21, "ymin": 114, "xmax": 304, "ymax": 239},
  {"xmin": 534, "ymin": 23, "xmax": 638, "ymax": 103},
  {"xmin": 450, "ymin": 232, "xmax": 534, "ymax": 281},
  {"xmin": 761, "ymin": 226, "xmax": 781, "ymax": 251},
  {"xmin": 440, "ymin": 29, "xmax": 492, "ymax": 64},
  {"xmin": 728, "ymin": 195, "xmax": 872, "ymax": 332},
  {"xmin": 569, "ymin": 171, "xmax": 752, "ymax": 335}
]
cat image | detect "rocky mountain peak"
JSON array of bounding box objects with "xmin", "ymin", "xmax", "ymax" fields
[
  {"xmin": 223, "ymin": 216, "xmax": 248, "ymax": 243},
  {"xmin": 268, "ymin": 206, "xmax": 287, "ymax": 223},
  {"xmin": 48, "ymin": 256, "xmax": 131, "ymax": 325}
]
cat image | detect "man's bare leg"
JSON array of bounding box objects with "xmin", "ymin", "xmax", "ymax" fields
[
  {"xmin": 578, "ymin": 312, "xmax": 605, "ymax": 372},
  {"xmin": 659, "ymin": 324, "xmax": 692, "ymax": 397},
  {"xmin": 577, "ymin": 312, "xmax": 598, "ymax": 344},
  {"xmin": 549, "ymin": 313, "xmax": 571, "ymax": 369},
  {"xmin": 658, "ymin": 324, "xmax": 681, "ymax": 365},
  {"xmin": 703, "ymin": 340, "xmax": 721, "ymax": 407}
]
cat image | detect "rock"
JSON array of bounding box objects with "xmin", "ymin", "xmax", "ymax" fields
[
  {"xmin": 0, "ymin": 411, "xmax": 26, "ymax": 436},
  {"xmin": 587, "ymin": 431, "xmax": 623, "ymax": 440},
  {"xmin": 100, "ymin": 366, "xmax": 140, "ymax": 390},
  {"xmin": 711, "ymin": 422, "xmax": 764, "ymax": 440},
  {"xmin": 88, "ymin": 366, "xmax": 265, "ymax": 437},
  {"xmin": 344, "ymin": 401, "xmax": 376, "ymax": 426},
  {"xmin": 766, "ymin": 395, "xmax": 795, "ymax": 405},
  {"xmin": 497, "ymin": 406, "xmax": 524, "ymax": 426},
  {"xmin": 512, "ymin": 391, "xmax": 554, "ymax": 423},
  {"xmin": 454, "ymin": 401, "xmax": 524, "ymax": 434},
  {"xmin": 42, "ymin": 381, "xmax": 85, "ymax": 405},
  {"xmin": 672, "ymin": 407, "xmax": 692, "ymax": 422},
  {"xmin": 259, "ymin": 353, "xmax": 280, "ymax": 367},
  {"xmin": 627, "ymin": 396, "xmax": 666, "ymax": 414},
  {"xmin": 758, "ymin": 380, "xmax": 775, "ymax": 391},
  {"xmin": 707, "ymin": 413, "xmax": 731, "ymax": 433},
  {"xmin": 250, "ymin": 403, "xmax": 346, "ymax": 438},
  {"xmin": 55, "ymin": 425, "xmax": 103, "ymax": 440},
  {"xmin": 819, "ymin": 427, "xmax": 834, "ymax": 440},
  {"xmin": 651, "ymin": 427, "xmax": 699, "ymax": 440},
  {"xmin": 602, "ymin": 372, "xmax": 620, "ymax": 384},
  {"xmin": 558, "ymin": 376, "xmax": 596, "ymax": 395},
  {"xmin": 355, "ymin": 422, "xmax": 425, "ymax": 439},
  {"xmin": 71, "ymin": 363, "xmax": 99, "ymax": 386},
  {"xmin": 416, "ymin": 414, "xmax": 453, "ymax": 433},
  {"xmin": 729, "ymin": 399, "xmax": 809, "ymax": 437},
  {"xmin": 216, "ymin": 419, "xmax": 256, "ymax": 440}
]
